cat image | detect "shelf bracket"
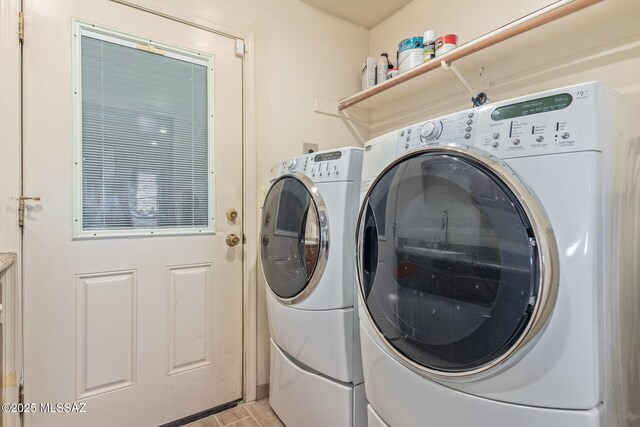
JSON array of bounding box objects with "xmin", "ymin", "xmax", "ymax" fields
[
  {"xmin": 440, "ymin": 61, "xmax": 489, "ymax": 107},
  {"xmin": 440, "ymin": 60, "xmax": 477, "ymax": 98}
]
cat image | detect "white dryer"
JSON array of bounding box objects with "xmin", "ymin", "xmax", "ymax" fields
[
  {"xmin": 356, "ymin": 82, "xmax": 640, "ymax": 427},
  {"xmin": 260, "ymin": 147, "xmax": 366, "ymax": 427}
]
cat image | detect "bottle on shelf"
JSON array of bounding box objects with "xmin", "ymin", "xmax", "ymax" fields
[
  {"xmin": 361, "ymin": 57, "xmax": 377, "ymax": 90},
  {"xmin": 423, "ymin": 30, "xmax": 436, "ymax": 62},
  {"xmin": 386, "ymin": 53, "xmax": 395, "ymax": 70},
  {"xmin": 435, "ymin": 34, "xmax": 458, "ymax": 57},
  {"xmin": 377, "ymin": 53, "xmax": 389, "ymax": 84}
]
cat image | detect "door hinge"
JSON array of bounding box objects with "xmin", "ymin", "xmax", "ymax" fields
[
  {"xmin": 242, "ymin": 234, "xmax": 246, "ymax": 244},
  {"xmin": 18, "ymin": 11, "xmax": 24, "ymax": 43},
  {"xmin": 18, "ymin": 382, "xmax": 24, "ymax": 420},
  {"xmin": 18, "ymin": 371, "xmax": 24, "ymax": 419},
  {"xmin": 17, "ymin": 196, "xmax": 41, "ymax": 227},
  {"xmin": 234, "ymin": 39, "xmax": 245, "ymax": 57}
]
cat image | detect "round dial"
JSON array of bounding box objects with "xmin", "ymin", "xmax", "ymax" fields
[
  {"xmin": 285, "ymin": 159, "xmax": 298, "ymax": 170},
  {"xmin": 420, "ymin": 121, "xmax": 443, "ymax": 141}
]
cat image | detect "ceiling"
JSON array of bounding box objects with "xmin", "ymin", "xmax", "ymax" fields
[{"xmin": 298, "ymin": 0, "xmax": 413, "ymax": 29}]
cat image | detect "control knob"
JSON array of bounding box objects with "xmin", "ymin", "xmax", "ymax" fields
[
  {"xmin": 285, "ymin": 159, "xmax": 297, "ymax": 170},
  {"xmin": 420, "ymin": 121, "xmax": 443, "ymax": 142}
]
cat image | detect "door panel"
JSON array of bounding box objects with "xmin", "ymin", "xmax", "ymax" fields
[
  {"xmin": 358, "ymin": 151, "xmax": 544, "ymax": 374},
  {"xmin": 260, "ymin": 176, "xmax": 321, "ymax": 299},
  {"xmin": 22, "ymin": 1, "xmax": 243, "ymax": 425}
]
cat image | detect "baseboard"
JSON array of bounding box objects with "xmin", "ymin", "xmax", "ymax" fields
[
  {"xmin": 158, "ymin": 400, "xmax": 240, "ymax": 427},
  {"xmin": 256, "ymin": 383, "xmax": 269, "ymax": 401}
]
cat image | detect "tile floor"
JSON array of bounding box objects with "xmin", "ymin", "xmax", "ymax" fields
[{"xmin": 186, "ymin": 399, "xmax": 284, "ymax": 427}]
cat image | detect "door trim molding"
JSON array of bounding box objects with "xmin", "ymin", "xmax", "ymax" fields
[
  {"xmin": 242, "ymin": 31, "xmax": 259, "ymax": 404},
  {"xmin": 0, "ymin": 0, "xmax": 23, "ymax": 425},
  {"xmin": 109, "ymin": 0, "xmax": 259, "ymax": 402},
  {"xmin": 0, "ymin": 1, "xmax": 22, "ymax": 257}
]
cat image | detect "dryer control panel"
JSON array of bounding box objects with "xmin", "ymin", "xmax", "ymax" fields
[
  {"xmin": 394, "ymin": 108, "xmax": 478, "ymax": 157},
  {"xmin": 271, "ymin": 147, "xmax": 363, "ymax": 183},
  {"xmin": 474, "ymin": 84, "xmax": 600, "ymax": 158}
]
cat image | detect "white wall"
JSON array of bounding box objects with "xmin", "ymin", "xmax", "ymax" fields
[
  {"xmin": 170, "ymin": 0, "xmax": 369, "ymax": 387},
  {"xmin": 366, "ymin": 0, "xmax": 640, "ymax": 136}
]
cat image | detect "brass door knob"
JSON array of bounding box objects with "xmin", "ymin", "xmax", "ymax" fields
[
  {"xmin": 226, "ymin": 208, "xmax": 238, "ymax": 221},
  {"xmin": 226, "ymin": 233, "xmax": 241, "ymax": 247}
]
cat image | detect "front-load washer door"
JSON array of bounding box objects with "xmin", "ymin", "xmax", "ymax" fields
[
  {"xmin": 261, "ymin": 173, "xmax": 329, "ymax": 305},
  {"xmin": 357, "ymin": 146, "xmax": 559, "ymax": 381}
]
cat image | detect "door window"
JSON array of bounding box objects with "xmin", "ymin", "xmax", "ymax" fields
[
  {"xmin": 261, "ymin": 177, "xmax": 322, "ymax": 299},
  {"xmin": 74, "ymin": 23, "xmax": 214, "ymax": 237},
  {"xmin": 360, "ymin": 153, "xmax": 538, "ymax": 372}
]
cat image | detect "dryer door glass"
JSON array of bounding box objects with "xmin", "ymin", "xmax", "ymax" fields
[
  {"xmin": 359, "ymin": 152, "xmax": 538, "ymax": 372},
  {"xmin": 261, "ymin": 176, "xmax": 321, "ymax": 299}
]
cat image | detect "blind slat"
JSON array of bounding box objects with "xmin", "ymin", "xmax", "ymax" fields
[{"xmin": 80, "ymin": 34, "xmax": 210, "ymax": 232}]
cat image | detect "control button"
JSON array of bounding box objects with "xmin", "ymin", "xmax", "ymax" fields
[
  {"xmin": 467, "ymin": 119, "xmax": 473, "ymax": 125},
  {"xmin": 406, "ymin": 136, "xmax": 410, "ymax": 142},
  {"xmin": 405, "ymin": 143, "xmax": 409, "ymax": 149},
  {"xmin": 400, "ymin": 131, "xmax": 405, "ymax": 137},
  {"xmin": 407, "ymin": 128, "xmax": 412, "ymax": 134},
  {"xmin": 513, "ymin": 139, "xmax": 521, "ymax": 145},
  {"xmin": 464, "ymin": 133, "xmax": 471, "ymax": 140},
  {"xmin": 468, "ymin": 113, "xmax": 474, "ymax": 118},
  {"xmin": 493, "ymin": 133, "xmax": 500, "ymax": 140},
  {"xmin": 536, "ymin": 135, "xmax": 544, "ymax": 142},
  {"xmin": 491, "ymin": 141, "xmax": 499, "ymax": 149},
  {"xmin": 466, "ymin": 126, "xmax": 472, "ymax": 132},
  {"xmin": 336, "ymin": 170, "xmax": 339, "ymax": 175},
  {"xmin": 561, "ymin": 132, "xmax": 570, "ymax": 139},
  {"xmin": 420, "ymin": 121, "xmax": 443, "ymax": 141},
  {"xmin": 319, "ymin": 172, "xmax": 322, "ymax": 177}
]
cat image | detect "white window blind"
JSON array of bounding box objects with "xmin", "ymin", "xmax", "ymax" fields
[{"xmin": 77, "ymin": 25, "xmax": 213, "ymax": 237}]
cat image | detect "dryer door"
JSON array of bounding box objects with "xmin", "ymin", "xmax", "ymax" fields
[
  {"xmin": 261, "ymin": 173, "xmax": 328, "ymax": 304},
  {"xmin": 357, "ymin": 146, "xmax": 558, "ymax": 381}
]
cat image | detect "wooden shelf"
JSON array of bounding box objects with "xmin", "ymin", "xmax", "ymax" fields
[{"xmin": 338, "ymin": 0, "xmax": 604, "ymax": 111}]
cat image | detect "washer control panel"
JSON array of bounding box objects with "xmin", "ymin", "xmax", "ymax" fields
[
  {"xmin": 395, "ymin": 108, "xmax": 478, "ymax": 157},
  {"xmin": 474, "ymin": 85, "xmax": 599, "ymax": 158},
  {"xmin": 271, "ymin": 148, "xmax": 363, "ymax": 182}
]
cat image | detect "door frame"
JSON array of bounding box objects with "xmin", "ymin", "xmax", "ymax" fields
[
  {"xmin": 110, "ymin": 0, "xmax": 260, "ymax": 403},
  {"xmin": 1, "ymin": 0, "xmax": 260, "ymax": 411},
  {"xmin": 0, "ymin": 0, "xmax": 23, "ymax": 426}
]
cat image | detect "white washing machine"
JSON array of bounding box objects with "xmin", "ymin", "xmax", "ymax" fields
[
  {"xmin": 260, "ymin": 147, "xmax": 366, "ymax": 427},
  {"xmin": 356, "ymin": 82, "xmax": 640, "ymax": 427}
]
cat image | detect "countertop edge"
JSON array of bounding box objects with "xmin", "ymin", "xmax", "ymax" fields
[{"xmin": 0, "ymin": 253, "xmax": 17, "ymax": 274}]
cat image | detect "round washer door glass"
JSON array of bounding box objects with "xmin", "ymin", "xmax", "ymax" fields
[
  {"xmin": 359, "ymin": 152, "xmax": 542, "ymax": 373},
  {"xmin": 261, "ymin": 176, "xmax": 321, "ymax": 299}
]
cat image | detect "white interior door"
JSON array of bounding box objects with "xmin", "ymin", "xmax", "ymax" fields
[{"xmin": 22, "ymin": 1, "xmax": 244, "ymax": 426}]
